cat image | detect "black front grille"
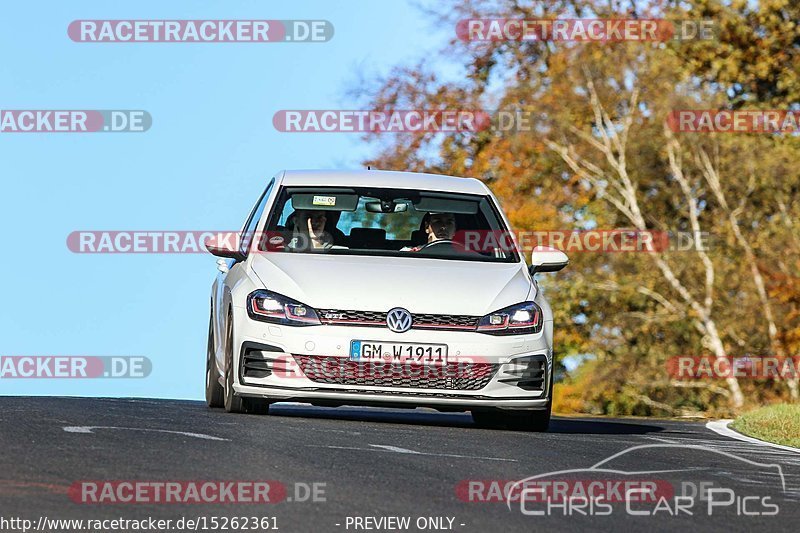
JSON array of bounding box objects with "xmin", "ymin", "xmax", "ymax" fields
[
  {"xmin": 413, "ymin": 313, "xmax": 478, "ymax": 329},
  {"xmin": 318, "ymin": 309, "xmax": 386, "ymax": 324},
  {"xmin": 294, "ymin": 355, "xmax": 497, "ymax": 390},
  {"xmin": 317, "ymin": 309, "xmax": 480, "ymax": 331}
]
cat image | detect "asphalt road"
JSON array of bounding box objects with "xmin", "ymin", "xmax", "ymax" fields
[{"xmin": 0, "ymin": 397, "xmax": 798, "ymax": 533}]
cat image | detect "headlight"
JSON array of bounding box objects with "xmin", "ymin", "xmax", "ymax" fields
[
  {"xmin": 477, "ymin": 301, "xmax": 543, "ymax": 335},
  {"xmin": 247, "ymin": 290, "xmax": 321, "ymax": 326}
]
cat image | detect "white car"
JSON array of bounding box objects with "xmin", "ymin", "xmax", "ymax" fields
[{"xmin": 205, "ymin": 170, "xmax": 568, "ymax": 431}]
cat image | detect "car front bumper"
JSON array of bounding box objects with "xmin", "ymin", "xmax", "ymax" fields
[{"xmin": 230, "ymin": 305, "xmax": 553, "ymax": 411}]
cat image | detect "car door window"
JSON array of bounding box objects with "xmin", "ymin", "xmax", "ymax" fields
[{"xmin": 239, "ymin": 179, "xmax": 274, "ymax": 256}]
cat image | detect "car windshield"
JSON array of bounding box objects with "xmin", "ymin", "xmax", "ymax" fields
[{"xmin": 259, "ymin": 186, "xmax": 519, "ymax": 263}]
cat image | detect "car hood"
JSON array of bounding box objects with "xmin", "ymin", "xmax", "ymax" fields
[{"xmin": 249, "ymin": 253, "xmax": 533, "ymax": 316}]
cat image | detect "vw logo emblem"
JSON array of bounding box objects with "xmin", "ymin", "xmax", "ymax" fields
[{"xmin": 386, "ymin": 307, "xmax": 413, "ymax": 333}]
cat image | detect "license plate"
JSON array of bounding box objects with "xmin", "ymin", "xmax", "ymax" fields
[{"xmin": 350, "ymin": 340, "xmax": 449, "ymax": 365}]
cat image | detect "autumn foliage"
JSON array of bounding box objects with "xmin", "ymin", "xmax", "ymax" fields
[{"xmin": 359, "ymin": 0, "xmax": 800, "ymax": 416}]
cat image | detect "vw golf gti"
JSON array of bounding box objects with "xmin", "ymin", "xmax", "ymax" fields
[{"xmin": 205, "ymin": 169, "xmax": 568, "ymax": 431}]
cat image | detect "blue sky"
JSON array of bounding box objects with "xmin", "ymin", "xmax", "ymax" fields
[{"xmin": 0, "ymin": 0, "xmax": 452, "ymax": 399}]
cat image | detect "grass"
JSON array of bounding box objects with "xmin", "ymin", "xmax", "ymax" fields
[{"xmin": 731, "ymin": 404, "xmax": 800, "ymax": 449}]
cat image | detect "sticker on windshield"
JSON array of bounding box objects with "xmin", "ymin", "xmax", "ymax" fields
[{"xmin": 313, "ymin": 195, "xmax": 336, "ymax": 206}]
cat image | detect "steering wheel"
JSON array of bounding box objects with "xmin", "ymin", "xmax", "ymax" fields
[
  {"xmin": 417, "ymin": 239, "xmax": 473, "ymax": 255},
  {"xmin": 419, "ymin": 239, "xmax": 457, "ymax": 250}
]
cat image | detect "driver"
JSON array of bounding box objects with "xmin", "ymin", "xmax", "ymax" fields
[
  {"xmin": 403, "ymin": 212, "xmax": 457, "ymax": 251},
  {"xmin": 425, "ymin": 212, "xmax": 456, "ymax": 242},
  {"xmin": 287, "ymin": 209, "xmax": 334, "ymax": 251}
]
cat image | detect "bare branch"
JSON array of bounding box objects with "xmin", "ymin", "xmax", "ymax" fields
[{"xmin": 665, "ymin": 127, "xmax": 715, "ymax": 314}]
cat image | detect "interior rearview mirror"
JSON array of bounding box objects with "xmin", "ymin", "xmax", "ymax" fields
[
  {"xmin": 529, "ymin": 246, "xmax": 569, "ymax": 275},
  {"xmin": 365, "ymin": 201, "xmax": 408, "ymax": 213}
]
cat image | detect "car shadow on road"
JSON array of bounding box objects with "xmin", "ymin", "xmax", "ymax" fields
[
  {"xmin": 267, "ymin": 404, "xmax": 476, "ymax": 428},
  {"xmin": 265, "ymin": 404, "xmax": 666, "ymax": 434},
  {"xmin": 548, "ymin": 417, "xmax": 665, "ymax": 435}
]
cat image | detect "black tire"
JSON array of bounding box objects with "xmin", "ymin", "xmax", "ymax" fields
[
  {"xmin": 244, "ymin": 397, "xmax": 271, "ymax": 415},
  {"xmin": 472, "ymin": 369, "xmax": 553, "ymax": 432},
  {"xmin": 504, "ymin": 406, "xmax": 551, "ymax": 432},
  {"xmin": 470, "ymin": 409, "xmax": 505, "ymax": 428},
  {"xmin": 472, "ymin": 406, "xmax": 550, "ymax": 432},
  {"xmin": 222, "ymin": 312, "xmax": 271, "ymax": 415},
  {"xmin": 223, "ymin": 313, "xmax": 247, "ymax": 413},
  {"xmin": 205, "ymin": 314, "xmax": 225, "ymax": 408},
  {"xmin": 507, "ymin": 366, "xmax": 553, "ymax": 431}
]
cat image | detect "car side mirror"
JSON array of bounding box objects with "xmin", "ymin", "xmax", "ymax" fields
[
  {"xmin": 205, "ymin": 233, "xmax": 244, "ymax": 261},
  {"xmin": 529, "ymin": 246, "xmax": 569, "ymax": 275}
]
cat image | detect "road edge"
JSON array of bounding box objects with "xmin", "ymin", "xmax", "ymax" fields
[{"xmin": 706, "ymin": 419, "xmax": 800, "ymax": 455}]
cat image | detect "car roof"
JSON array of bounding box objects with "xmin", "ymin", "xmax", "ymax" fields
[{"xmin": 278, "ymin": 169, "xmax": 490, "ymax": 195}]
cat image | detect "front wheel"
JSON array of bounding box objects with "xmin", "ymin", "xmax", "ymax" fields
[
  {"xmin": 505, "ymin": 406, "xmax": 551, "ymax": 432},
  {"xmin": 471, "ymin": 406, "xmax": 550, "ymax": 432},
  {"xmin": 223, "ymin": 313, "xmax": 271, "ymax": 415},
  {"xmin": 472, "ymin": 371, "xmax": 553, "ymax": 432},
  {"xmin": 206, "ymin": 315, "xmax": 224, "ymax": 408}
]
